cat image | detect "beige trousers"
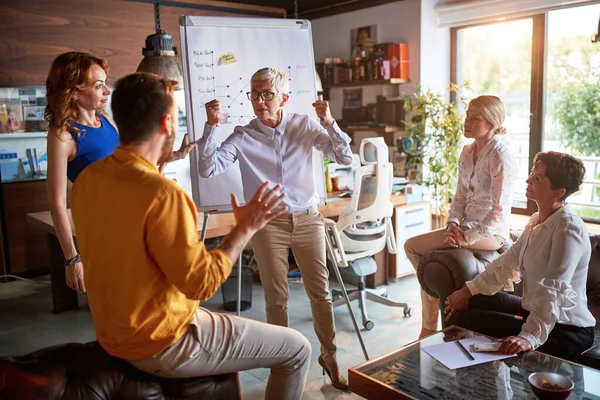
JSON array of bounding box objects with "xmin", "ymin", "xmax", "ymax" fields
[
  {"xmin": 129, "ymin": 307, "xmax": 311, "ymax": 400},
  {"xmin": 251, "ymin": 207, "xmax": 337, "ymax": 364},
  {"xmin": 404, "ymin": 228, "xmax": 504, "ymax": 331}
]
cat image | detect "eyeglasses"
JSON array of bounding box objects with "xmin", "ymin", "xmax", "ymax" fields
[{"xmin": 246, "ymin": 90, "xmax": 277, "ymax": 101}]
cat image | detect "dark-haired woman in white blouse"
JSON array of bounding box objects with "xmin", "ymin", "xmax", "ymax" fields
[{"xmin": 445, "ymin": 152, "xmax": 595, "ymax": 361}]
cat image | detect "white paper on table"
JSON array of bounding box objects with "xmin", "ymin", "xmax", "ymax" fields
[{"xmin": 421, "ymin": 336, "xmax": 516, "ymax": 370}]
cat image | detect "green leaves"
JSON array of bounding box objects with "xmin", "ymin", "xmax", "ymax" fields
[
  {"xmin": 403, "ymin": 84, "xmax": 465, "ymax": 217},
  {"xmin": 552, "ymin": 74, "xmax": 600, "ymax": 157}
]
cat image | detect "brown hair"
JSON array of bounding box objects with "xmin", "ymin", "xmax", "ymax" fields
[
  {"xmin": 44, "ymin": 52, "xmax": 110, "ymax": 136},
  {"xmin": 111, "ymin": 73, "xmax": 176, "ymax": 145},
  {"xmin": 533, "ymin": 151, "xmax": 586, "ymax": 201}
]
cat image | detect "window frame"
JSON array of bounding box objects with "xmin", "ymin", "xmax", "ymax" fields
[{"xmin": 450, "ymin": 13, "xmax": 551, "ymax": 217}]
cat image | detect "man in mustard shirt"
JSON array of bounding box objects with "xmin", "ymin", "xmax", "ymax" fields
[{"xmin": 70, "ymin": 72, "xmax": 310, "ymax": 400}]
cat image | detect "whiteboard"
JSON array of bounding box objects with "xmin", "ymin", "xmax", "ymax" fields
[{"xmin": 179, "ymin": 16, "xmax": 326, "ymax": 212}]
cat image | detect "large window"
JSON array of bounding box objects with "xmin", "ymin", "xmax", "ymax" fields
[
  {"xmin": 544, "ymin": 5, "xmax": 600, "ymax": 220},
  {"xmin": 454, "ymin": 3, "xmax": 600, "ymax": 221},
  {"xmin": 456, "ymin": 19, "xmax": 533, "ymax": 209}
]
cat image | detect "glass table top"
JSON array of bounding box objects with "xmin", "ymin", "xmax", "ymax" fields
[{"xmin": 350, "ymin": 326, "xmax": 600, "ymax": 399}]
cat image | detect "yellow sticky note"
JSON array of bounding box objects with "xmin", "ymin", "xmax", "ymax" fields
[{"xmin": 220, "ymin": 52, "xmax": 238, "ymax": 65}]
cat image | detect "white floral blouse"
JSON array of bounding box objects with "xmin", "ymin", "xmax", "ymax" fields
[{"xmin": 447, "ymin": 135, "xmax": 518, "ymax": 245}]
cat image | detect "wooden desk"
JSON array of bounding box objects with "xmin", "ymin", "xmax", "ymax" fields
[
  {"xmin": 27, "ymin": 195, "xmax": 407, "ymax": 313},
  {"xmin": 1, "ymin": 179, "xmax": 50, "ymax": 277}
]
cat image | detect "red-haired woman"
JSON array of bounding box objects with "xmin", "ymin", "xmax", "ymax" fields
[{"xmin": 45, "ymin": 52, "xmax": 194, "ymax": 293}]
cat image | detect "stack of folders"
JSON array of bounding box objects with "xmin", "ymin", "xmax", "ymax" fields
[
  {"xmin": 392, "ymin": 176, "xmax": 409, "ymax": 194},
  {"xmin": 26, "ymin": 148, "xmax": 39, "ymax": 175},
  {"xmin": 23, "ymin": 148, "xmax": 47, "ymax": 177},
  {"xmin": 0, "ymin": 149, "xmax": 47, "ymax": 181}
]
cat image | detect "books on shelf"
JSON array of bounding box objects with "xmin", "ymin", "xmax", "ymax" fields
[{"xmin": 0, "ymin": 148, "xmax": 47, "ymax": 182}]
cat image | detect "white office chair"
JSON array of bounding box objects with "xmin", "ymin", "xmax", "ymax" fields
[{"xmin": 324, "ymin": 137, "xmax": 411, "ymax": 360}]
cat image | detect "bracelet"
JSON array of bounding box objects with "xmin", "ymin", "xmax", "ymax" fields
[{"xmin": 63, "ymin": 254, "xmax": 81, "ymax": 268}]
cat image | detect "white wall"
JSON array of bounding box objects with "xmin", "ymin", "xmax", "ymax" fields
[
  {"xmin": 311, "ymin": 0, "xmax": 422, "ymax": 119},
  {"xmin": 420, "ymin": 0, "xmax": 451, "ymax": 95}
]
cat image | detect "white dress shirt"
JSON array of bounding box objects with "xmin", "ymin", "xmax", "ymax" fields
[
  {"xmin": 197, "ymin": 111, "xmax": 353, "ymax": 213},
  {"xmin": 466, "ymin": 206, "xmax": 596, "ymax": 349},
  {"xmin": 447, "ymin": 135, "xmax": 518, "ymax": 245}
]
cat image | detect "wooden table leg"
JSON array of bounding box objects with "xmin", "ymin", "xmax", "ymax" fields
[{"xmin": 47, "ymin": 233, "xmax": 78, "ymax": 313}]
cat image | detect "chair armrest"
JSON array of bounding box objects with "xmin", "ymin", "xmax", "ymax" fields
[
  {"xmin": 385, "ymin": 218, "xmax": 397, "ymax": 255},
  {"xmin": 324, "ymin": 218, "xmax": 348, "ymax": 267}
]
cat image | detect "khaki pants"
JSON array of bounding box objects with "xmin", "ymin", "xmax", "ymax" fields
[
  {"xmin": 129, "ymin": 307, "xmax": 311, "ymax": 400},
  {"xmin": 404, "ymin": 228, "xmax": 504, "ymax": 331},
  {"xmin": 251, "ymin": 207, "xmax": 337, "ymax": 364}
]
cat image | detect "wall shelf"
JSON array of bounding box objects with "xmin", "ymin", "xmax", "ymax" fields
[
  {"xmin": 322, "ymin": 78, "xmax": 410, "ymax": 101},
  {"xmin": 340, "ymin": 125, "xmax": 403, "ymax": 146},
  {"xmin": 322, "ymin": 78, "xmax": 409, "ymax": 90},
  {"xmin": 0, "ymin": 132, "xmax": 47, "ymax": 139},
  {"xmin": 340, "ymin": 125, "xmax": 403, "ymax": 134}
]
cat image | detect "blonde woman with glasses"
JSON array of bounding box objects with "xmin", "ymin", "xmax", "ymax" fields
[
  {"xmin": 199, "ymin": 67, "xmax": 353, "ymax": 391},
  {"xmin": 404, "ymin": 95, "xmax": 518, "ymax": 339}
]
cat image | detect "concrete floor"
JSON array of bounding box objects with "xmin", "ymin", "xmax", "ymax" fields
[{"xmin": 0, "ymin": 272, "xmax": 424, "ymax": 400}]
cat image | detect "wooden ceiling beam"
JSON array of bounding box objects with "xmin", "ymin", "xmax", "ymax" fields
[
  {"xmin": 298, "ymin": 0, "xmax": 403, "ymax": 19},
  {"xmin": 218, "ymin": 0, "xmax": 404, "ymax": 19}
]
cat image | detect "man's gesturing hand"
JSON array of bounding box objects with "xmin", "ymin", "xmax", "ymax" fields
[{"xmin": 231, "ymin": 181, "xmax": 288, "ymax": 232}]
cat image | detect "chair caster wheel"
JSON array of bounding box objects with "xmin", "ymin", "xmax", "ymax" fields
[
  {"xmin": 363, "ymin": 320, "xmax": 374, "ymax": 330},
  {"xmin": 403, "ymin": 307, "xmax": 412, "ymax": 317}
]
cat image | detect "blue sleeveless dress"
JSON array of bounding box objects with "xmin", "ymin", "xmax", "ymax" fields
[{"xmin": 67, "ymin": 115, "xmax": 119, "ymax": 182}]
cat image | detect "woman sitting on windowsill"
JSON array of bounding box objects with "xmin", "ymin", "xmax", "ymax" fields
[{"xmin": 404, "ymin": 95, "xmax": 518, "ymax": 339}]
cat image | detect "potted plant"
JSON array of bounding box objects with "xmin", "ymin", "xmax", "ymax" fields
[{"xmin": 403, "ymin": 84, "xmax": 465, "ymax": 227}]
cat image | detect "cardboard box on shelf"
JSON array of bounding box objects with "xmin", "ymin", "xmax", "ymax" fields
[{"xmin": 387, "ymin": 43, "xmax": 409, "ymax": 80}]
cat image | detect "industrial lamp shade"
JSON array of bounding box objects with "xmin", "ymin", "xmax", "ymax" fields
[{"xmin": 137, "ymin": 30, "xmax": 183, "ymax": 89}]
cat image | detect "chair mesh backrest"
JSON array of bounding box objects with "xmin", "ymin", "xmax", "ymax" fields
[
  {"xmin": 337, "ymin": 163, "xmax": 393, "ymax": 251},
  {"xmin": 357, "ymin": 175, "xmax": 377, "ymax": 211}
]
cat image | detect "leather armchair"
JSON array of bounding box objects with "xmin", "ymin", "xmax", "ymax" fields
[
  {"xmin": 417, "ymin": 246, "xmax": 507, "ymax": 327},
  {"xmin": 417, "ymin": 233, "xmax": 600, "ymax": 369},
  {"xmin": 0, "ymin": 341, "xmax": 241, "ymax": 400}
]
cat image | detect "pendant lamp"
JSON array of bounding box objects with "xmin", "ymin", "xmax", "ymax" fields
[{"xmin": 136, "ymin": 0, "xmax": 183, "ymax": 88}]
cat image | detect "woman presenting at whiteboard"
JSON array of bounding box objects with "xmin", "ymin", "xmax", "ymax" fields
[
  {"xmin": 199, "ymin": 67, "xmax": 353, "ymax": 391},
  {"xmin": 45, "ymin": 52, "xmax": 196, "ymax": 294}
]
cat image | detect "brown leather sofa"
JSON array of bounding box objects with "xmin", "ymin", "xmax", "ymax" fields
[
  {"xmin": 0, "ymin": 341, "xmax": 241, "ymax": 400},
  {"xmin": 417, "ymin": 233, "xmax": 600, "ymax": 369}
]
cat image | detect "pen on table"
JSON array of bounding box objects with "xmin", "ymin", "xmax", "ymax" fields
[{"xmin": 456, "ymin": 340, "xmax": 475, "ymax": 361}]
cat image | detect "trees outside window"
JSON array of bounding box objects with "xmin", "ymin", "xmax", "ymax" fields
[{"xmin": 454, "ymin": 4, "xmax": 600, "ymax": 222}]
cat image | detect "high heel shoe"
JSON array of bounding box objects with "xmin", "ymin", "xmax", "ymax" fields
[{"xmin": 317, "ymin": 355, "xmax": 350, "ymax": 391}]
